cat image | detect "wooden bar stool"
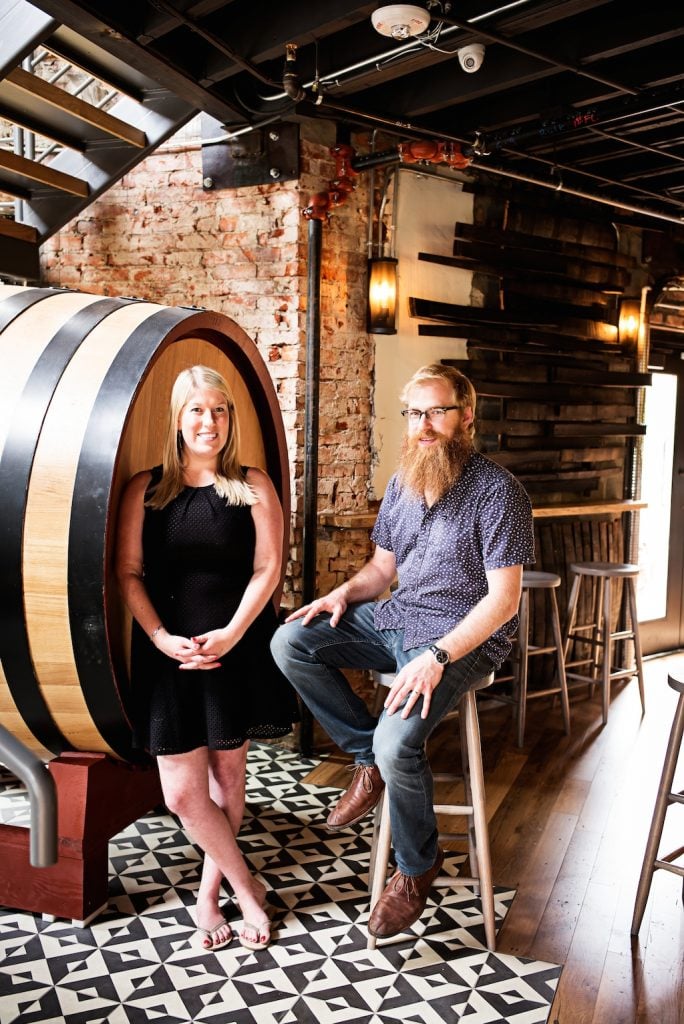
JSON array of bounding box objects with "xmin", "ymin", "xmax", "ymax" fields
[
  {"xmin": 563, "ymin": 561, "xmax": 646, "ymax": 724},
  {"xmin": 486, "ymin": 570, "xmax": 570, "ymax": 747},
  {"xmin": 367, "ymin": 671, "xmax": 497, "ymax": 951},
  {"xmin": 631, "ymin": 673, "xmax": 684, "ymax": 935}
]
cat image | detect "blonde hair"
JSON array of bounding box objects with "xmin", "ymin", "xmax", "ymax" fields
[
  {"xmin": 146, "ymin": 365, "xmax": 257, "ymax": 509},
  {"xmin": 400, "ymin": 363, "xmax": 477, "ymax": 439}
]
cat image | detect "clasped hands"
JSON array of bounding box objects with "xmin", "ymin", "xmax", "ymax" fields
[{"xmin": 153, "ymin": 627, "xmax": 235, "ymax": 670}]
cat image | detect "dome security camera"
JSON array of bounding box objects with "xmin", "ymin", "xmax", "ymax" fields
[{"xmin": 458, "ymin": 43, "xmax": 485, "ymax": 73}]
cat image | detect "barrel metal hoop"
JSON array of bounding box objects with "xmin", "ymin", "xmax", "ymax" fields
[
  {"xmin": 0, "ymin": 287, "xmax": 55, "ymax": 332},
  {"xmin": 0, "ymin": 295, "xmax": 133, "ymax": 755},
  {"xmin": 68, "ymin": 305, "xmax": 197, "ymax": 759}
]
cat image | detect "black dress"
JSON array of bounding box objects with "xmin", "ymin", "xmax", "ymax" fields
[{"xmin": 131, "ymin": 466, "xmax": 298, "ymax": 755}]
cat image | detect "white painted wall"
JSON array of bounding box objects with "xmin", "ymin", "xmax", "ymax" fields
[{"xmin": 372, "ymin": 169, "xmax": 474, "ymax": 496}]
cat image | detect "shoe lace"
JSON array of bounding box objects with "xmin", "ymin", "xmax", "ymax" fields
[
  {"xmin": 346, "ymin": 763, "xmax": 376, "ymax": 793},
  {"xmin": 391, "ymin": 872, "xmax": 418, "ymax": 900}
]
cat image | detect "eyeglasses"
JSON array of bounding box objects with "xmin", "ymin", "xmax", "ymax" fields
[{"xmin": 401, "ymin": 405, "xmax": 462, "ymax": 423}]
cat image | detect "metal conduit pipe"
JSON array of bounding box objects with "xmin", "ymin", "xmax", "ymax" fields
[
  {"xmin": 478, "ymin": 81, "xmax": 684, "ymax": 155},
  {"xmin": 353, "ymin": 148, "xmax": 402, "ymax": 172},
  {"xmin": 470, "ymin": 159, "xmax": 684, "ymax": 228},
  {"xmin": 366, "ymin": 130, "xmax": 378, "ymax": 259},
  {"xmin": 0, "ymin": 725, "xmax": 57, "ymax": 867},
  {"xmin": 298, "ymin": 215, "xmax": 323, "ymax": 755}
]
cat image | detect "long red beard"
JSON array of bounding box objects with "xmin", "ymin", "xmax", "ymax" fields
[{"xmin": 397, "ymin": 430, "xmax": 474, "ymax": 500}]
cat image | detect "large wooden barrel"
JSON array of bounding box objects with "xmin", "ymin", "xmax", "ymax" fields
[{"xmin": 0, "ymin": 285, "xmax": 290, "ymax": 763}]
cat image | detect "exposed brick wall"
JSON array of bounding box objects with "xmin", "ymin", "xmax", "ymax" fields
[{"xmin": 39, "ymin": 123, "xmax": 376, "ymax": 606}]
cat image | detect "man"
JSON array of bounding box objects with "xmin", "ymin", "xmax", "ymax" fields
[{"xmin": 271, "ymin": 363, "xmax": 535, "ymax": 939}]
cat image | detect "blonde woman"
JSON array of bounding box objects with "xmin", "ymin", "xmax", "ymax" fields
[{"xmin": 117, "ymin": 365, "xmax": 296, "ymax": 952}]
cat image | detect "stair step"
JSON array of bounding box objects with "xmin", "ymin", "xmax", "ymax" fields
[
  {"xmin": 0, "ymin": 218, "xmax": 39, "ymax": 243},
  {"xmin": 2, "ymin": 68, "xmax": 147, "ymax": 148},
  {"xmin": 0, "ymin": 149, "xmax": 89, "ymax": 198}
]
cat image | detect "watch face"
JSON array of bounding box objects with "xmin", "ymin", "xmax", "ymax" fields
[{"xmin": 430, "ymin": 645, "xmax": 449, "ymax": 664}]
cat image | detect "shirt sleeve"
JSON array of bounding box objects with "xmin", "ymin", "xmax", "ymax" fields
[{"xmin": 479, "ymin": 474, "xmax": 536, "ymax": 570}]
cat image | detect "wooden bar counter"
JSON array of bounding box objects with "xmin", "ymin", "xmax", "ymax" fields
[{"xmin": 319, "ymin": 499, "xmax": 645, "ymax": 529}]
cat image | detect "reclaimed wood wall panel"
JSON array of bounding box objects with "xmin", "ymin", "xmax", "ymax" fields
[{"xmin": 409, "ymin": 194, "xmax": 646, "ymax": 508}]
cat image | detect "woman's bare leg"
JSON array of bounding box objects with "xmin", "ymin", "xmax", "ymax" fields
[
  {"xmin": 157, "ymin": 746, "xmax": 269, "ymax": 947},
  {"xmin": 196, "ymin": 744, "xmax": 265, "ymax": 933}
]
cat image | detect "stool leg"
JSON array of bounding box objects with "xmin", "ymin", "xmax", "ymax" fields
[
  {"xmin": 563, "ymin": 571, "xmax": 582, "ymax": 664},
  {"xmin": 367, "ymin": 792, "xmax": 392, "ymax": 950},
  {"xmin": 459, "ymin": 704, "xmax": 478, "ymax": 879},
  {"xmin": 515, "ymin": 589, "xmax": 530, "ymax": 748},
  {"xmin": 367, "ymin": 797, "xmax": 384, "ymax": 896},
  {"xmin": 550, "ymin": 588, "xmax": 571, "ymax": 735},
  {"xmin": 625, "ymin": 578, "xmax": 646, "ymax": 715},
  {"xmin": 462, "ymin": 690, "xmax": 496, "ymax": 951},
  {"xmin": 600, "ymin": 576, "xmax": 612, "ymax": 724},
  {"xmin": 591, "ymin": 577, "xmax": 605, "ymax": 697},
  {"xmin": 630, "ymin": 692, "xmax": 684, "ymax": 935}
]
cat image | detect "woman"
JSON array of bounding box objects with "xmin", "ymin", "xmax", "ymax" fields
[{"xmin": 116, "ymin": 364, "xmax": 296, "ymax": 952}]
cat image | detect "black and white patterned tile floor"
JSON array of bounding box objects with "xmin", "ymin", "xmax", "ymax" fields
[{"xmin": 0, "ymin": 744, "xmax": 562, "ymax": 1023}]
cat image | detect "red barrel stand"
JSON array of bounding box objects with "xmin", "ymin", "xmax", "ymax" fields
[{"xmin": 0, "ymin": 752, "xmax": 163, "ymax": 926}]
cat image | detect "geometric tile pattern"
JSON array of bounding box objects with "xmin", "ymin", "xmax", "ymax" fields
[{"xmin": 0, "ymin": 744, "xmax": 562, "ymax": 1023}]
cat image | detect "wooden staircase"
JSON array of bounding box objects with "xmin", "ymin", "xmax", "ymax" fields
[{"xmin": 0, "ymin": 0, "xmax": 197, "ymax": 281}]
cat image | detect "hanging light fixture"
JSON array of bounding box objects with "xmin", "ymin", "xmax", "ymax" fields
[{"xmin": 367, "ymin": 256, "xmax": 398, "ymax": 334}]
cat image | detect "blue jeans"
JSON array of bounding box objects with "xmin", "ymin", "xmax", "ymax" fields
[{"xmin": 270, "ymin": 602, "xmax": 496, "ymax": 876}]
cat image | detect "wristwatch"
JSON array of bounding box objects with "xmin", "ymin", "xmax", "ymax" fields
[{"xmin": 428, "ymin": 644, "xmax": 450, "ymax": 666}]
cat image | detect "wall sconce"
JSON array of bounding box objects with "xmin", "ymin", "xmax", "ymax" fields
[
  {"xmin": 618, "ymin": 298, "xmax": 641, "ymax": 349},
  {"xmin": 367, "ymin": 256, "xmax": 398, "ymax": 334}
]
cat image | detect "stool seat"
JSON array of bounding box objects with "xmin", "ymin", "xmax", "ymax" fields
[
  {"xmin": 631, "ymin": 673, "xmax": 684, "ymax": 935},
  {"xmin": 570, "ymin": 561, "xmax": 639, "ymax": 578},
  {"xmin": 564, "ymin": 560, "xmax": 645, "ymax": 725},
  {"xmin": 486, "ymin": 569, "xmax": 570, "ymax": 746},
  {"xmin": 368, "ymin": 671, "xmax": 497, "ymax": 951},
  {"xmin": 522, "ymin": 570, "xmax": 561, "ymax": 589}
]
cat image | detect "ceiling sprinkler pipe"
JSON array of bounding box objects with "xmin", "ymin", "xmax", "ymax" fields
[
  {"xmin": 475, "ymin": 160, "xmax": 684, "ymax": 227},
  {"xmin": 283, "ymin": 42, "xmax": 306, "ymax": 102}
]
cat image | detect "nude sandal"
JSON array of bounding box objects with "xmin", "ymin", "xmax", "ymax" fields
[
  {"xmin": 238, "ymin": 918, "xmax": 271, "ymax": 951},
  {"xmin": 197, "ymin": 916, "xmax": 233, "ymax": 951}
]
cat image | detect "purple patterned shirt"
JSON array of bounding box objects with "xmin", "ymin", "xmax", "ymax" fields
[{"xmin": 371, "ymin": 451, "xmax": 535, "ymax": 666}]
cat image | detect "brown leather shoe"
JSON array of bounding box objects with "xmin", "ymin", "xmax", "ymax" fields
[
  {"xmin": 326, "ymin": 764, "xmax": 385, "ymax": 831},
  {"xmin": 368, "ymin": 847, "xmax": 445, "ymax": 938}
]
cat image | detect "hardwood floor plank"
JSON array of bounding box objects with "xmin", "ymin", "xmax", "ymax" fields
[
  {"xmin": 548, "ymin": 876, "xmax": 620, "ymax": 1024},
  {"xmin": 496, "ymin": 809, "xmax": 577, "ymax": 957},
  {"xmin": 530, "ymin": 826, "xmax": 604, "ymax": 966},
  {"xmin": 591, "ymin": 948, "xmax": 642, "ymax": 1023}
]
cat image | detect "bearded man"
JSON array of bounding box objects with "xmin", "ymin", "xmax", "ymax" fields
[{"xmin": 271, "ymin": 363, "xmax": 534, "ymax": 938}]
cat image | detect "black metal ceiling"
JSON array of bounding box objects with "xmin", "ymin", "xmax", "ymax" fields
[{"xmin": 24, "ymin": 0, "xmax": 684, "ymax": 226}]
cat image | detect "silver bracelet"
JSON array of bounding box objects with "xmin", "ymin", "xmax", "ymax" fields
[{"xmin": 150, "ymin": 625, "xmax": 163, "ymax": 639}]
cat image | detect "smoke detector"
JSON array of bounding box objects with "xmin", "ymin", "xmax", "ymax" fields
[{"xmin": 371, "ymin": 4, "xmax": 431, "ymax": 40}]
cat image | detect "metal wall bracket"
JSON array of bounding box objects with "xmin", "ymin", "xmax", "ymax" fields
[{"xmin": 201, "ymin": 114, "xmax": 299, "ymax": 190}]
